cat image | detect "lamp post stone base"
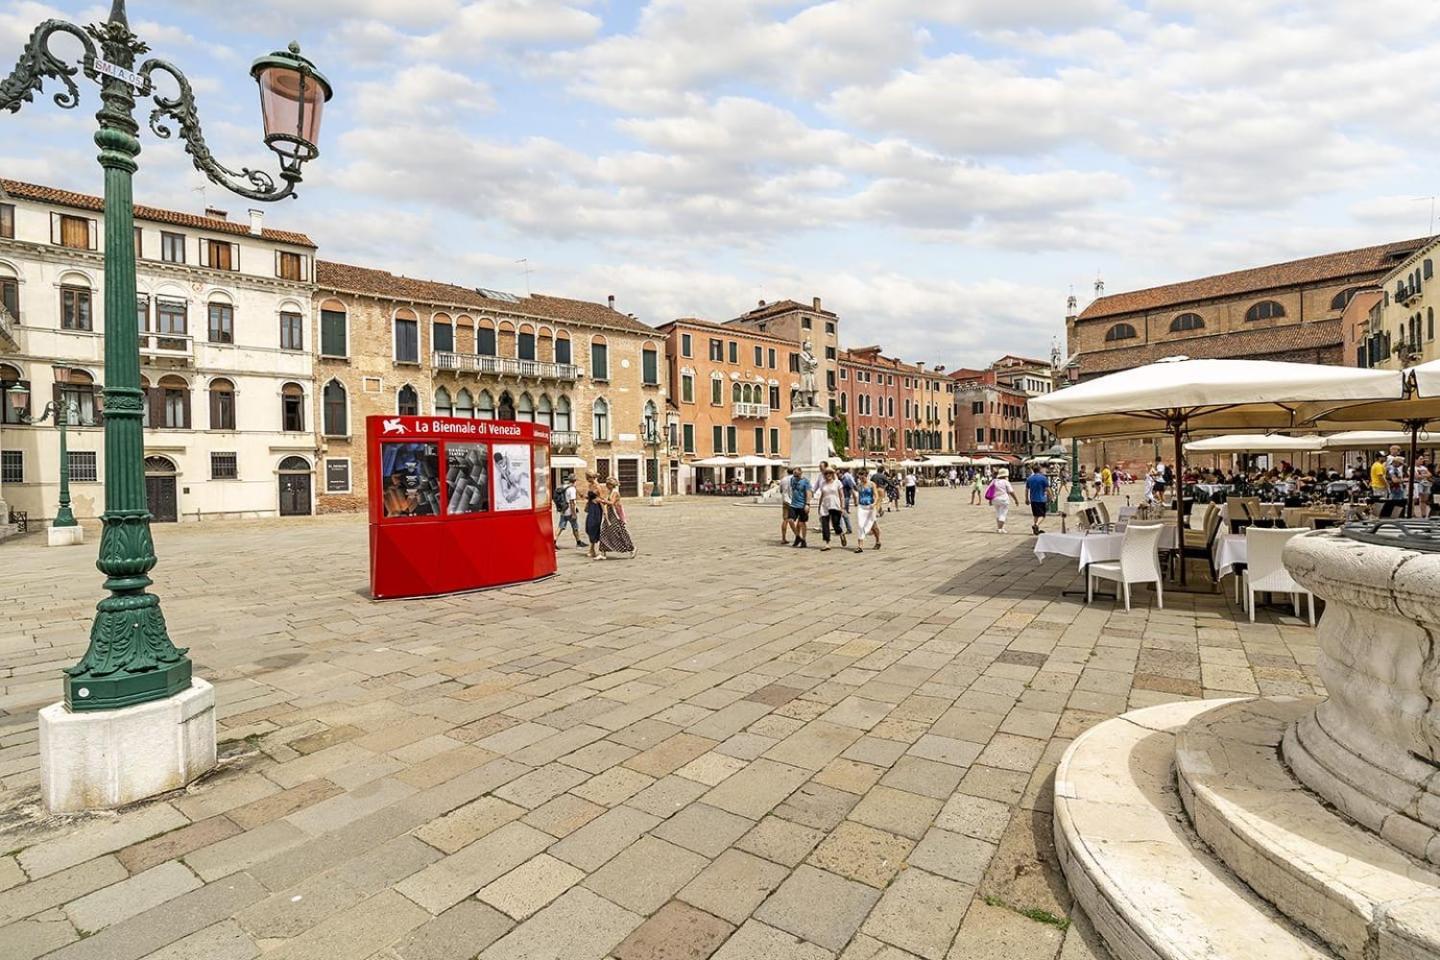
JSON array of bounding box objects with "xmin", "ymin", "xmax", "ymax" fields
[
  {"xmin": 47, "ymin": 525, "xmax": 84, "ymax": 547},
  {"xmin": 786, "ymin": 408, "xmax": 832, "ymax": 473},
  {"xmin": 38, "ymin": 678, "xmax": 216, "ymax": 813}
]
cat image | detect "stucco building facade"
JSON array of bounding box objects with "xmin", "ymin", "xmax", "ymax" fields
[
  {"xmin": 0, "ymin": 179, "xmax": 319, "ymax": 526},
  {"xmin": 310, "ymin": 262, "xmax": 666, "ymax": 513}
]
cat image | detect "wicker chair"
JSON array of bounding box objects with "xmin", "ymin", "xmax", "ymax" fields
[
  {"xmin": 1087, "ymin": 523, "xmax": 1165, "ymax": 612},
  {"xmin": 1181, "ymin": 504, "xmax": 1224, "ymax": 579},
  {"xmin": 1243, "ymin": 527, "xmax": 1314, "ymax": 625}
]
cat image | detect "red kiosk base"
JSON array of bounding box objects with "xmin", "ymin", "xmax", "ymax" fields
[{"xmin": 366, "ymin": 416, "xmax": 556, "ymax": 600}]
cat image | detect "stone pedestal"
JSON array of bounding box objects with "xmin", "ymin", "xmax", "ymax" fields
[
  {"xmin": 39, "ymin": 678, "xmax": 216, "ymax": 813},
  {"xmin": 47, "ymin": 524, "xmax": 84, "ymax": 547},
  {"xmin": 1283, "ymin": 533, "xmax": 1440, "ymax": 866},
  {"xmin": 786, "ymin": 408, "xmax": 831, "ymax": 472}
]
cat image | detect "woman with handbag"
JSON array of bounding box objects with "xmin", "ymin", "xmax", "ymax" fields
[
  {"xmin": 598, "ymin": 477, "xmax": 636, "ymax": 558},
  {"xmin": 988, "ymin": 468, "xmax": 1015, "ymax": 533},
  {"xmin": 855, "ymin": 471, "xmax": 881, "ymax": 552}
]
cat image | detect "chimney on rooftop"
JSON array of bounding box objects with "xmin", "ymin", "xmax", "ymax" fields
[
  {"xmin": 248, "ymin": 209, "xmax": 263, "ymax": 236},
  {"xmin": 812, "ymin": 296, "xmax": 821, "ymax": 311},
  {"xmin": 607, "ymin": 294, "xmax": 615, "ymax": 310},
  {"xmin": 757, "ymin": 299, "xmax": 766, "ymax": 308},
  {"xmin": 205, "ymin": 206, "xmax": 228, "ymax": 221}
]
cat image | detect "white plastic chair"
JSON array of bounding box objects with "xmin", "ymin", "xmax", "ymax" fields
[
  {"xmin": 1243, "ymin": 527, "xmax": 1314, "ymax": 625},
  {"xmin": 1087, "ymin": 523, "xmax": 1165, "ymax": 611}
]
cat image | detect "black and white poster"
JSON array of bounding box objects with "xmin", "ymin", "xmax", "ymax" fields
[
  {"xmin": 445, "ymin": 443, "xmax": 490, "ymax": 515},
  {"xmin": 492, "ymin": 443, "xmax": 532, "ymax": 511}
]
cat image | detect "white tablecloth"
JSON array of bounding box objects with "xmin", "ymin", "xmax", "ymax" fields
[
  {"xmin": 1214, "ymin": 534, "xmax": 1246, "ymax": 579},
  {"xmin": 1034, "ymin": 527, "xmax": 1177, "ymax": 571}
]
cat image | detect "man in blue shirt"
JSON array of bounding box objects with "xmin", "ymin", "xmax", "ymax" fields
[
  {"xmin": 1025, "ymin": 464, "xmax": 1051, "ymax": 536},
  {"xmin": 788, "ymin": 467, "xmax": 813, "ymax": 548}
]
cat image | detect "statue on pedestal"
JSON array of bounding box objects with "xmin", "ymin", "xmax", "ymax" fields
[{"xmin": 791, "ymin": 339, "xmax": 821, "ymax": 410}]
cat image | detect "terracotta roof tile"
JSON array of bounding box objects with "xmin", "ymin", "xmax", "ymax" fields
[
  {"xmin": 315, "ymin": 260, "xmax": 658, "ymax": 336},
  {"xmin": 729, "ymin": 298, "xmax": 837, "ymax": 324},
  {"xmin": 0, "ymin": 179, "xmax": 316, "ymax": 247},
  {"xmin": 1081, "ymin": 319, "xmax": 1343, "ymax": 375},
  {"xmin": 655, "ymin": 317, "xmax": 795, "ymax": 345},
  {"xmin": 1078, "ymin": 238, "xmax": 1429, "ymax": 321}
]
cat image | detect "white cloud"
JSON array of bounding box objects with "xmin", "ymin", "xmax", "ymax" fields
[{"xmin": 352, "ymin": 65, "xmax": 494, "ymax": 123}]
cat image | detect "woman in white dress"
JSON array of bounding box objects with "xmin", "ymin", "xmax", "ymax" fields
[
  {"xmin": 991, "ymin": 468, "xmax": 1015, "ymax": 533},
  {"xmin": 855, "ymin": 471, "xmax": 881, "ymax": 551}
]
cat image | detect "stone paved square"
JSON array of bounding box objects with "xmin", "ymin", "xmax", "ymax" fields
[{"xmin": 0, "ymin": 494, "xmax": 1324, "ymax": 958}]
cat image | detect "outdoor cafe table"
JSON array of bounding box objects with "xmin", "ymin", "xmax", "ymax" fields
[
  {"xmin": 1214, "ymin": 534, "xmax": 1246, "ymax": 580},
  {"xmin": 1034, "ymin": 527, "xmax": 1178, "ymax": 572}
]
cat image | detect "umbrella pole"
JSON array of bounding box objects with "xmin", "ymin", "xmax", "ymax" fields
[
  {"xmin": 1174, "ymin": 421, "xmax": 1187, "ymax": 586},
  {"xmin": 1408, "ymin": 421, "xmax": 1420, "ymax": 520}
]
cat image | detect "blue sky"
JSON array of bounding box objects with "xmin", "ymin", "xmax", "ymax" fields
[{"xmin": 4, "ymin": 0, "xmax": 1439, "ymax": 369}]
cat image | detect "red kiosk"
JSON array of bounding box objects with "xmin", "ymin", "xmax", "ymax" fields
[{"xmin": 367, "ymin": 415, "xmax": 556, "ymax": 599}]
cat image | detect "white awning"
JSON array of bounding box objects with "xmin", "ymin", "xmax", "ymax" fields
[
  {"xmin": 551, "ymin": 456, "xmax": 587, "ymax": 469},
  {"xmin": 1184, "ymin": 434, "xmax": 1325, "ymax": 454}
]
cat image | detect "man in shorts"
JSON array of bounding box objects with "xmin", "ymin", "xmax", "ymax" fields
[
  {"xmin": 778, "ymin": 469, "xmax": 794, "ymax": 544},
  {"xmin": 1025, "ymin": 464, "xmax": 1050, "ymax": 536},
  {"xmin": 788, "ymin": 466, "xmax": 812, "ymax": 548}
]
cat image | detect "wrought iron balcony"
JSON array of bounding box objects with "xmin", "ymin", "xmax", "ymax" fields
[
  {"xmin": 433, "ymin": 351, "xmax": 579, "ymax": 381},
  {"xmin": 550, "ymin": 430, "xmax": 580, "ymax": 452},
  {"xmin": 733, "ymin": 402, "xmax": 771, "ymax": 418},
  {"xmin": 139, "ymin": 332, "xmax": 193, "ymax": 363}
]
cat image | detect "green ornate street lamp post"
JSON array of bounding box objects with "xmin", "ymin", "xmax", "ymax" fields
[
  {"xmin": 1, "ymin": 0, "xmax": 331, "ymax": 712},
  {"xmin": 10, "ymin": 365, "xmax": 81, "ymax": 533}
]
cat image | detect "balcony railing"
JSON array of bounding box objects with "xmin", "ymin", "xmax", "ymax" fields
[
  {"xmin": 733, "ymin": 402, "xmax": 771, "ymax": 418},
  {"xmin": 139, "ymin": 332, "xmax": 193, "ymax": 362},
  {"xmin": 433, "ymin": 352, "xmax": 579, "ymax": 381},
  {"xmin": 550, "ymin": 430, "xmax": 580, "ymax": 451}
]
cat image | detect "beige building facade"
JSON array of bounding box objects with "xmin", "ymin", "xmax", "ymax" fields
[
  {"xmin": 1356, "ymin": 238, "xmax": 1440, "ymax": 369},
  {"xmin": 311, "ymin": 262, "xmax": 666, "ymax": 512}
]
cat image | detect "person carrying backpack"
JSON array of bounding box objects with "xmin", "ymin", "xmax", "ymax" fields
[{"xmin": 554, "ymin": 474, "xmax": 585, "ymax": 548}]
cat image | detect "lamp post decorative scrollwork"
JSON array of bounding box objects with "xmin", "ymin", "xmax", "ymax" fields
[{"xmin": 1, "ymin": 0, "xmax": 331, "ymax": 712}]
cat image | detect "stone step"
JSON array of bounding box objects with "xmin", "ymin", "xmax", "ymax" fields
[
  {"xmin": 1053, "ymin": 698, "xmax": 1335, "ymax": 960},
  {"xmin": 1176, "ymin": 696, "xmax": 1440, "ymax": 960}
]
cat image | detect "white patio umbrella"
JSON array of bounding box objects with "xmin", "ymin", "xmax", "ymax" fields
[
  {"xmin": 1184, "ymin": 434, "xmax": 1325, "ymax": 453},
  {"xmin": 1322, "ymin": 430, "xmax": 1438, "ymax": 450},
  {"xmin": 1029, "ymin": 356, "xmax": 1402, "ymax": 583},
  {"xmin": 972, "ymin": 456, "xmax": 1008, "ymax": 466},
  {"xmin": 690, "ymin": 456, "xmax": 742, "ymax": 467}
]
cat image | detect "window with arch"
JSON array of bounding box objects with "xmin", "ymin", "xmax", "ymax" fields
[
  {"xmin": 591, "ymin": 336, "xmax": 609, "ymax": 380},
  {"xmin": 320, "ymin": 299, "xmax": 347, "ymax": 357},
  {"xmin": 397, "ymin": 384, "xmax": 419, "ymax": 416},
  {"xmin": 394, "ymin": 310, "xmax": 419, "ymax": 363},
  {"xmin": 279, "ymin": 308, "xmax": 304, "ymax": 351},
  {"xmin": 0, "ymin": 266, "xmax": 18, "ymax": 321},
  {"xmin": 477, "ymin": 390, "xmax": 495, "ymax": 419},
  {"xmin": 1170, "ymin": 312, "xmax": 1204, "ymax": 332},
  {"xmin": 518, "ymin": 325, "xmax": 536, "ymax": 361},
  {"xmin": 455, "ymin": 315, "xmax": 475, "ymax": 354},
  {"xmin": 1, "ymin": 362, "xmax": 28, "ymax": 424},
  {"xmin": 149, "ymin": 374, "xmax": 189, "ymax": 429},
  {"xmin": 322, "ymin": 379, "xmax": 347, "ymax": 436},
  {"xmin": 1330, "ymin": 287, "xmax": 1363, "ymax": 312},
  {"xmin": 477, "ymin": 320, "xmax": 497, "ymax": 357},
  {"xmin": 497, "ymin": 391, "xmax": 516, "ymax": 420},
  {"xmin": 593, "ymin": 397, "xmax": 610, "ymax": 441},
  {"xmin": 555, "ymin": 333, "xmax": 572, "ymax": 366},
  {"xmin": 1430, "ymin": 307, "xmax": 1436, "ymax": 342},
  {"xmin": 1245, "ymin": 300, "xmax": 1285, "ymax": 322},
  {"xmin": 732, "ymin": 381, "xmax": 743, "ymax": 403},
  {"xmin": 208, "ymin": 377, "xmax": 236, "ymax": 430},
  {"xmin": 555, "ymin": 396, "xmax": 572, "ymax": 432},
  {"xmin": 1427, "ymin": 260, "xmax": 1435, "ymax": 281},
  {"xmin": 839, "ymin": 392, "xmax": 847, "ymax": 414},
  {"xmin": 537, "ymin": 394, "xmax": 553, "ymax": 428},
  {"xmin": 207, "ymin": 298, "xmax": 234, "ymax": 343},
  {"xmin": 498, "ymin": 321, "xmax": 516, "ymax": 357},
  {"xmin": 1104, "ymin": 322, "xmax": 1137, "ymax": 342},
  {"xmin": 455, "ymin": 388, "xmax": 474, "ymax": 419},
  {"xmin": 281, "ymin": 382, "xmax": 305, "ymax": 431},
  {"xmin": 433, "ymin": 314, "xmax": 454, "ymax": 354},
  {"xmin": 517, "ymin": 392, "xmax": 535, "ymax": 423},
  {"xmin": 434, "ymin": 386, "xmax": 453, "ymax": 417}
]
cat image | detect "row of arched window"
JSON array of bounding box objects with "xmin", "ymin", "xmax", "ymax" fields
[
  {"xmin": 905, "ymin": 430, "xmax": 944, "ymax": 451},
  {"xmin": 1106, "ymin": 287, "xmax": 1377, "ymax": 343}
]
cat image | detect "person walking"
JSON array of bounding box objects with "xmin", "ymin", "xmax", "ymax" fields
[
  {"xmin": 839, "ymin": 467, "xmax": 855, "ymax": 535},
  {"xmin": 778, "ymin": 469, "xmax": 794, "ymax": 545},
  {"xmin": 855, "ymin": 470, "xmax": 881, "ymax": 551},
  {"xmin": 948, "ymin": 468, "xmax": 958, "ymax": 489},
  {"xmin": 787, "ymin": 466, "xmax": 812, "ymax": 548},
  {"xmin": 904, "ymin": 469, "xmax": 917, "ymax": 507},
  {"xmin": 598, "ymin": 477, "xmax": 636, "ymax": 557},
  {"xmin": 990, "ymin": 468, "xmax": 1016, "ymax": 533},
  {"xmin": 816, "ymin": 467, "xmax": 848, "ymax": 551},
  {"xmin": 1101, "ymin": 464, "xmax": 1113, "ymax": 497},
  {"xmin": 583, "ymin": 471, "xmax": 606, "ymax": 559},
  {"xmin": 554, "ymin": 474, "xmax": 586, "ymax": 548},
  {"xmin": 1415, "ymin": 456, "xmax": 1433, "ymax": 518},
  {"xmin": 1025, "ymin": 463, "xmax": 1050, "ymax": 536},
  {"xmin": 971, "ymin": 470, "xmax": 985, "ymax": 505}
]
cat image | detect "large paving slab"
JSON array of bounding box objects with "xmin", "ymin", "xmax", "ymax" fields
[{"xmin": 0, "ymin": 493, "xmax": 1321, "ymax": 957}]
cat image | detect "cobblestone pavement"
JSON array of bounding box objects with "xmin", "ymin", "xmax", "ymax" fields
[{"xmin": 0, "ymin": 491, "xmax": 1322, "ymax": 959}]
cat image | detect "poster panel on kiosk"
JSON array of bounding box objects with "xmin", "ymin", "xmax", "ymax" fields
[{"xmin": 367, "ymin": 415, "xmax": 556, "ymax": 599}]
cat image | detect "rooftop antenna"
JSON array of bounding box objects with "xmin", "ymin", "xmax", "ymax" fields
[
  {"xmin": 1413, "ymin": 196, "xmax": 1437, "ymax": 235},
  {"xmin": 1093, "ymin": 272, "xmax": 1105, "ymax": 299},
  {"xmin": 515, "ymin": 258, "xmax": 532, "ymax": 295},
  {"xmin": 191, "ymin": 184, "xmax": 208, "ymax": 210}
]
